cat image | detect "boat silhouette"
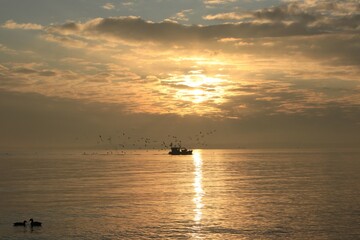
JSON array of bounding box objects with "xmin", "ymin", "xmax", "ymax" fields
[{"xmin": 168, "ymin": 147, "xmax": 193, "ymax": 155}]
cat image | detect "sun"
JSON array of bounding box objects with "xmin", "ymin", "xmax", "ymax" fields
[
  {"xmin": 191, "ymin": 89, "xmax": 207, "ymax": 103},
  {"xmin": 160, "ymin": 72, "xmax": 228, "ymax": 115},
  {"xmin": 183, "ymin": 73, "xmax": 223, "ymax": 88},
  {"xmin": 172, "ymin": 73, "xmax": 226, "ymax": 104}
]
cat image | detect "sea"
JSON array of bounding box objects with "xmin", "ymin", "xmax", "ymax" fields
[{"xmin": 0, "ymin": 149, "xmax": 359, "ymax": 239}]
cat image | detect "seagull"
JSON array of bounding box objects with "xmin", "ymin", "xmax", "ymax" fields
[
  {"xmin": 29, "ymin": 218, "xmax": 42, "ymax": 227},
  {"xmin": 13, "ymin": 220, "xmax": 27, "ymax": 227}
]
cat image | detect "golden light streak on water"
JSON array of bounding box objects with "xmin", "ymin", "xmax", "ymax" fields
[{"xmin": 193, "ymin": 150, "xmax": 204, "ymax": 224}]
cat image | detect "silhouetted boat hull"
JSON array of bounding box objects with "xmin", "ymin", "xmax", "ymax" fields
[{"xmin": 168, "ymin": 147, "xmax": 193, "ymax": 155}]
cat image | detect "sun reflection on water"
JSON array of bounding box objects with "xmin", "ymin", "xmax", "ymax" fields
[{"xmin": 193, "ymin": 150, "xmax": 204, "ymax": 224}]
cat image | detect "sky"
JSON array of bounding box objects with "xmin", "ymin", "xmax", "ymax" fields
[{"xmin": 0, "ymin": 0, "xmax": 359, "ymax": 150}]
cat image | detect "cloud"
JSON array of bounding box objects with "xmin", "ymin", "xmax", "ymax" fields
[
  {"xmin": 204, "ymin": 0, "xmax": 237, "ymax": 5},
  {"xmin": 0, "ymin": 43, "xmax": 17, "ymax": 55},
  {"xmin": 220, "ymin": 77, "xmax": 360, "ymax": 117},
  {"xmin": 41, "ymin": 33, "xmax": 89, "ymax": 49},
  {"xmin": 167, "ymin": 9, "xmax": 193, "ymax": 22},
  {"xmin": 45, "ymin": 16, "xmax": 317, "ymax": 46},
  {"xmin": 14, "ymin": 67, "xmax": 38, "ymax": 74},
  {"xmin": 102, "ymin": 3, "xmax": 115, "ymax": 10},
  {"xmin": 2, "ymin": 51, "xmax": 358, "ymax": 119},
  {"xmin": 203, "ymin": 0, "xmax": 360, "ymax": 31},
  {"xmin": 203, "ymin": 12, "xmax": 251, "ymax": 20},
  {"xmin": 0, "ymin": 64, "xmax": 9, "ymax": 71},
  {"xmin": 0, "ymin": 62, "xmax": 162, "ymax": 114},
  {"xmin": 46, "ymin": 0, "xmax": 359, "ymax": 45},
  {"xmin": 1, "ymin": 0, "xmax": 359, "ymax": 120},
  {"xmin": 42, "ymin": 5, "xmax": 359, "ymax": 67},
  {"xmin": 2, "ymin": 20, "xmax": 43, "ymax": 30},
  {"xmin": 10, "ymin": 66, "xmax": 58, "ymax": 77},
  {"xmin": 122, "ymin": 2, "xmax": 134, "ymax": 7}
]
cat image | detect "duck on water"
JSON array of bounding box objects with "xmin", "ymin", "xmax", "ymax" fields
[
  {"xmin": 29, "ymin": 218, "xmax": 42, "ymax": 227},
  {"xmin": 13, "ymin": 220, "xmax": 27, "ymax": 227}
]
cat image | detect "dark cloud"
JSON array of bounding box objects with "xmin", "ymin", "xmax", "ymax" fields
[
  {"xmin": 253, "ymin": 5, "xmax": 318, "ymax": 23},
  {"xmin": 13, "ymin": 67, "xmax": 57, "ymax": 76},
  {"xmin": 49, "ymin": 21, "xmax": 80, "ymax": 32},
  {"xmin": 204, "ymin": 0, "xmax": 360, "ymax": 33},
  {"xmin": 38, "ymin": 70, "xmax": 57, "ymax": 76},
  {"xmin": 49, "ymin": 16, "xmax": 319, "ymax": 43},
  {"xmin": 43, "ymin": 1, "xmax": 359, "ymax": 66},
  {"xmin": 14, "ymin": 67, "xmax": 38, "ymax": 74}
]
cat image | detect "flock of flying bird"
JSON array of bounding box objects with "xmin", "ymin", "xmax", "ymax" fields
[{"xmin": 85, "ymin": 129, "xmax": 217, "ymax": 155}]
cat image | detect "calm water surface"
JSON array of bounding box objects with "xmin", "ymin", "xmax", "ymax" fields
[{"xmin": 0, "ymin": 149, "xmax": 359, "ymax": 239}]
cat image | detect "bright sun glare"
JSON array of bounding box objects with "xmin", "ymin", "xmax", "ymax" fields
[{"xmin": 175, "ymin": 73, "xmax": 226, "ymax": 104}]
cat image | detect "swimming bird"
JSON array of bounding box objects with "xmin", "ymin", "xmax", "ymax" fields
[
  {"xmin": 29, "ymin": 218, "xmax": 42, "ymax": 227},
  {"xmin": 13, "ymin": 220, "xmax": 27, "ymax": 226}
]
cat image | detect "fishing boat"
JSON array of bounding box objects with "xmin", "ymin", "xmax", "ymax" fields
[{"xmin": 168, "ymin": 147, "xmax": 193, "ymax": 155}]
